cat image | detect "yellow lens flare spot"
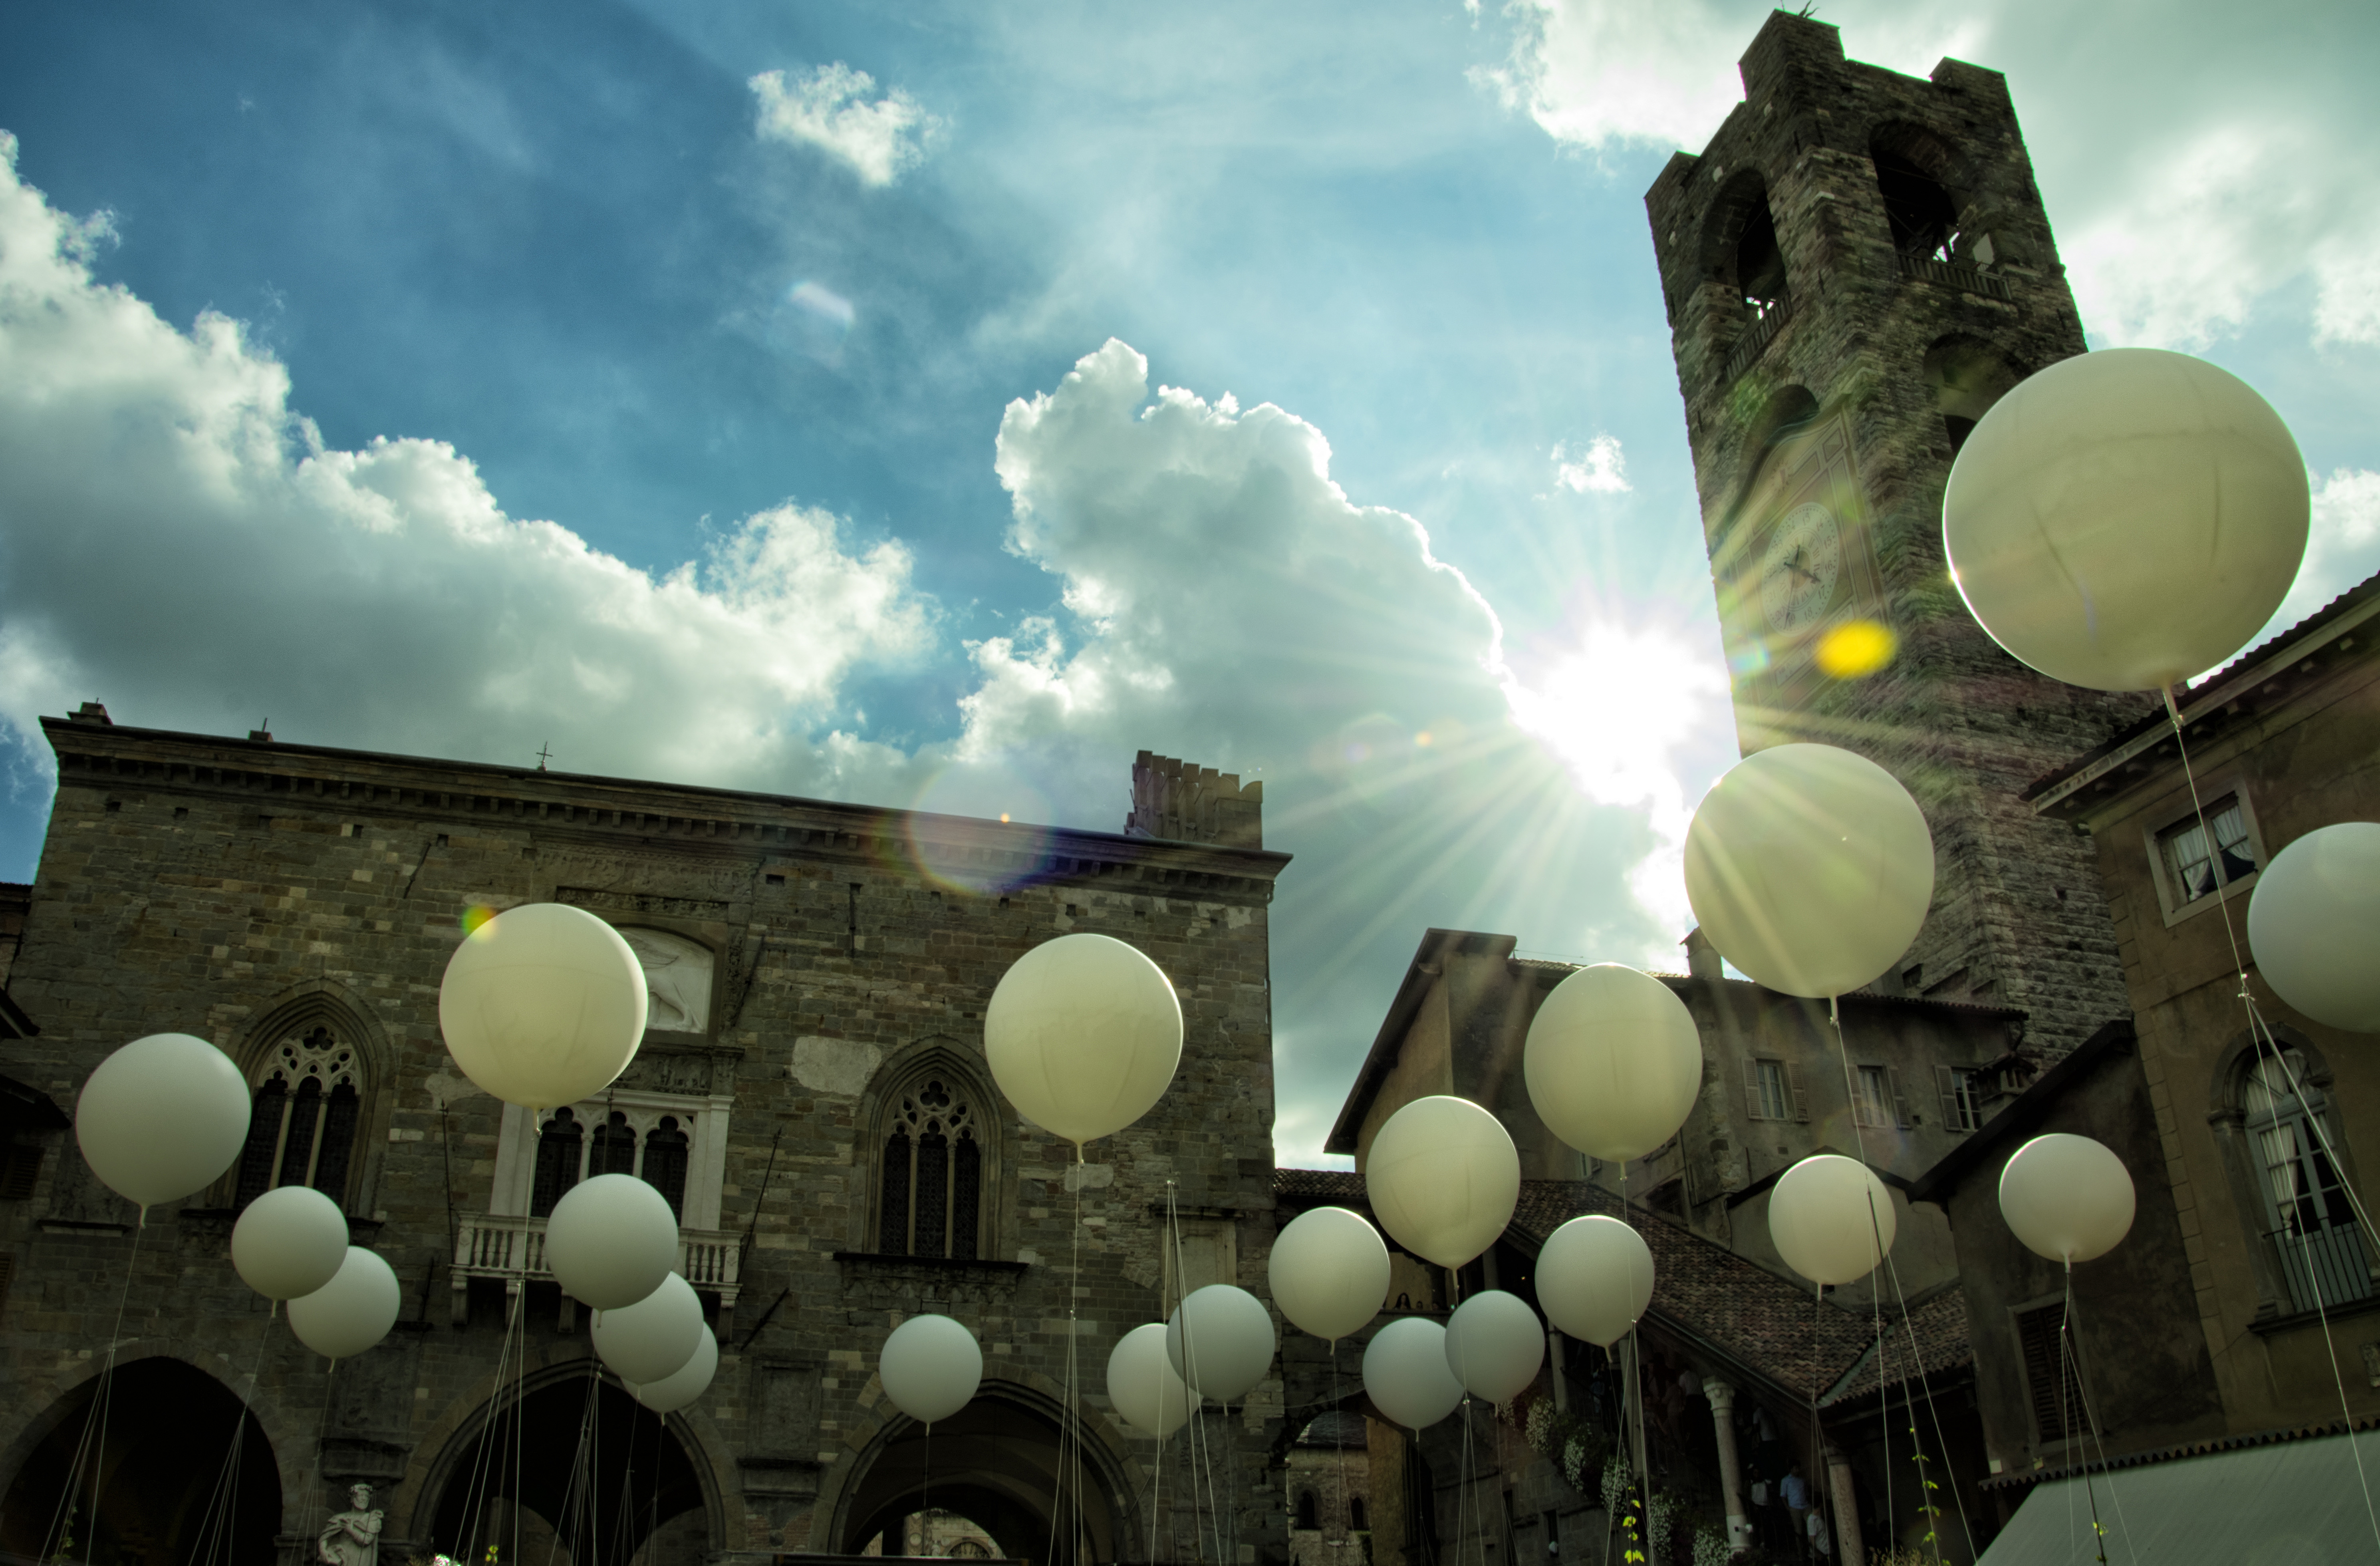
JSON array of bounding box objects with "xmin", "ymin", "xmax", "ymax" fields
[
  {"xmin": 1815, "ymin": 618, "xmax": 1897, "ymax": 679},
  {"xmin": 461, "ymin": 904, "xmax": 500, "ymax": 936}
]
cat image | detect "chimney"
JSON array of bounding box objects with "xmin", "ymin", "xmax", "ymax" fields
[
  {"xmin": 1681, "ymin": 927, "xmax": 1725, "ymax": 982},
  {"xmin": 67, "ymin": 702, "xmax": 112, "ymax": 726},
  {"xmin": 1125, "ymin": 751, "xmax": 1263, "ymax": 849}
]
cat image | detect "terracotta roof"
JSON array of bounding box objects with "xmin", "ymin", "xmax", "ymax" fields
[{"xmin": 1274, "ymin": 1171, "xmax": 1970, "ymax": 1409}]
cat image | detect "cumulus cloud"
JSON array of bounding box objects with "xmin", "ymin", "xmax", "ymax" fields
[
  {"xmin": 0, "ymin": 134, "xmax": 931, "ymax": 796},
  {"xmin": 750, "ymin": 63, "xmax": 942, "ymax": 188},
  {"xmin": 1483, "ymin": 1, "xmax": 2380, "ymax": 351},
  {"xmin": 2261, "ymin": 467, "xmax": 2380, "ymax": 634},
  {"xmin": 1552, "ymin": 434, "xmax": 1630, "ymax": 494}
]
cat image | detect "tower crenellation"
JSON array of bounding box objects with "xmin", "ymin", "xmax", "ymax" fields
[{"xmin": 1646, "ymin": 11, "xmax": 2150, "ymax": 1055}]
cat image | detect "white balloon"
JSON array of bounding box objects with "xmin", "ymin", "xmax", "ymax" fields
[
  {"xmin": 1268, "ymin": 1207, "xmax": 1391, "ymax": 1343},
  {"xmin": 1364, "ymin": 1097, "xmax": 1521, "ymax": 1271},
  {"xmin": 1999, "ymin": 1135, "xmax": 2136, "ymax": 1265},
  {"xmin": 286, "ymin": 1246, "xmax": 401, "ymax": 1361},
  {"xmin": 1443, "ymin": 1290, "xmax": 1544, "ymax": 1405},
  {"xmin": 880, "ymin": 1313, "xmax": 985, "ymax": 1425},
  {"xmin": 1535, "ymin": 1216, "xmax": 1655, "ymax": 1349},
  {"xmin": 1165, "ymin": 1285, "xmax": 1278, "ymax": 1403},
  {"xmin": 75, "ymin": 1033, "xmax": 252, "ymax": 1210},
  {"xmin": 633, "ymin": 1325, "xmax": 719, "ymax": 1414},
  {"xmin": 985, "ymin": 935, "xmax": 1183, "ymax": 1147},
  {"xmin": 2249, "ymin": 823, "xmax": 2380, "ymax": 1032},
  {"xmin": 592, "ymin": 1272, "xmax": 705, "ymax": 1385},
  {"xmin": 1523, "ymin": 966, "xmax": 1703, "ymax": 1162},
  {"xmin": 1768, "ymin": 1156, "xmax": 1897, "ymax": 1287},
  {"xmin": 438, "ymin": 903, "xmax": 649, "ymax": 1109},
  {"xmin": 546, "ymin": 1173, "xmax": 680, "ymax": 1310},
  {"xmin": 1684, "ymin": 744, "xmax": 1935, "ymax": 999},
  {"xmin": 1944, "ymin": 347, "xmax": 2309, "ymax": 692},
  {"xmin": 230, "ymin": 1186, "xmax": 349, "ymax": 1301},
  {"xmin": 1108, "ymin": 1322, "xmax": 1201, "ymax": 1439},
  {"xmin": 1362, "ymin": 1317, "xmax": 1465, "ymax": 1431}
]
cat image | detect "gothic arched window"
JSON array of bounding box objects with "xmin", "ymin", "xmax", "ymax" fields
[
  {"xmin": 589, "ymin": 1111, "xmax": 639, "ymax": 1178},
  {"xmin": 233, "ymin": 1025, "xmax": 365, "ymax": 1212},
  {"xmin": 643, "ymin": 1116, "xmax": 691, "ymax": 1221},
  {"xmin": 530, "ymin": 1108, "xmax": 585, "ymax": 1218},
  {"xmin": 877, "ymin": 1073, "xmax": 985, "ymax": 1259}
]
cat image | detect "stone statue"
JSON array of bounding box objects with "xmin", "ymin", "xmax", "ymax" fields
[{"xmin": 320, "ymin": 1483, "xmax": 384, "ymax": 1566}]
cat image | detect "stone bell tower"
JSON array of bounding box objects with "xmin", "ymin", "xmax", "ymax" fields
[{"xmin": 1644, "ymin": 11, "xmax": 2147, "ymax": 1055}]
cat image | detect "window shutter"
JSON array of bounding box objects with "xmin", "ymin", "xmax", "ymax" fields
[
  {"xmin": 1743, "ymin": 1059, "xmax": 1768, "ymax": 1121},
  {"xmin": 1936, "ymin": 1066, "xmax": 1962, "ymax": 1131},
  {"xmin": 1786, "ymin": 1062, "xmax": 1810, "ymax": 1123},
  {"xmin": 1887, "ymin": 1066, "xmax": 1911, "ymax": 1127},
  {"xmin": 2016, "ymin": 1304, "xmax": 2088, "ymax": 1443}
]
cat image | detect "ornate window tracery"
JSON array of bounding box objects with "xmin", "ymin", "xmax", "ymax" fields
[
  {"xmin": 233, "ymin": 1024, "xmax": 363, "ymax": 1211},
  {"xmin": 877, "ymin": 1073, "xmax": 985, "ymax": 1260}
]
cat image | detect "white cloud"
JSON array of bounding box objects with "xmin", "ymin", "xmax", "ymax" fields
[
  {"xmin": 1552, "ymin": 433, "xmax": 1630, "ymax": 494},
  {"xmin": 0, "ymin": 135, "xmax": 931, "ymax": 797},
  {"xmin": 749, "ymin": 63, "xmax": 941, "ymax": 188}
]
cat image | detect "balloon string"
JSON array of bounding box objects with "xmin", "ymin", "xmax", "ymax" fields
[
  {"xmin": 2061, "ymin": 1269, "xmax": 2108, "ymax": 1562},
  {"xmin": 189, "ymin": 1317, "xmax": 277, "ymax": 1566},
  {"xmin": 43, "ymin": 1215, "xmax": 146, "ymax": 1565},
  {"xmin": 2059, "ymin": 1268, "xmax": 2137, "ymax": 1566},
  {"xmin": 302, "ymin": 1361, "xmax": 339, "ymax": 1561},
  {"xmin": 1823, "ymin": 995, "xmax": 1896, "ymax": 1559},
  {"xmin": 546, "ymin": 1357, "xmax": 601, "ymax": 1566}
]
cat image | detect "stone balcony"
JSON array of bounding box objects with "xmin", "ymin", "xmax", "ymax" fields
[{"xmin": 451, "ymin": 1210, "xmax": 744, "ymax": 1334}]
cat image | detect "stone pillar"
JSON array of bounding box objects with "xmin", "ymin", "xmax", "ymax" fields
[
  {"xmin": 1825, "ymin": 1445, "xmax": 1863, "ymax": 1566},
  {"xmin": 1702, "ymin": 1377, "xmax": 1751, "ymax": 1554}
]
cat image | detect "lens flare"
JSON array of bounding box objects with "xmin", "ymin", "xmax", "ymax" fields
[
  {"xmin": 461, "ymin": 904, "xmax": 499, "ymax": 935},
  {"xmin": 1815, "ymin": 619, "xmax": 1897, "ymax": 679}
]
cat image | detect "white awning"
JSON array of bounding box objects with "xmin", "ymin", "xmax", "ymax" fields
[{"xmin": 1979, "ymin": 1430, "xmax": 2380, "ymax": 1564}]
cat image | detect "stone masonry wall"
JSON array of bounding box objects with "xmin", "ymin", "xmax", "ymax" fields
[
  {"xmin": 0, "ymin": 717, "xmax": 1292, "ymax": 1564},
  {"xmin": 1642, "ymin": 12, "xmax": 2150, "ymax": 1058}
]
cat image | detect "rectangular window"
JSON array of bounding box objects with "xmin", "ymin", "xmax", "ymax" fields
[
  {"xmin": 1853, "ymin": 1065, "xmax": 1904, "ymax": 1128},
  {"xmin": 1937, "ymin": 1067, "xmax": 1986, "ymax": 1133},
  {"xmin": 2015, "ymin": 1302, "xmax": 2091, "ymax": 1445},
  {"xmin": 2161, "ymin": 797, "xmax": 2257, "ymax": 903},
  {"xmin": 1743, "ymin": 1058, "xmax": 1804, "ymax": 1122}
]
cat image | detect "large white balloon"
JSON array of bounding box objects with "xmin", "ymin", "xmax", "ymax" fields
[
  {"xmin": 1769, "ymin": 1156, "xmax": 1897, "ymax": 1287},
  {"xmin": 1524, "ymin": 966, "xmax": 1703, "ymax": 1162},
  {"xmin": 1268, "ymin": 1207, "xmax": 1391, "ymax": 1343},
  {"xmin": 592, "ymin": 1272, "xmax": 705, "ymax": 1385},
  {"xmin": 1684, "ymin": 744, "xmax": 1935, "ymax": 999},
  {"xmin": 2249, "ymin": 823, "xmax": 2380, "ymax": 1032},
  {"xmin": 1108, "ymin": 1322, "xmax": 1201, "ymax": 1439},
  {"xmin": 1999, "ymin": 1135, "xmax": 2136, "ymax": 1265},
  {"xmin": 880, "ymin": 1313, "xmax": 985, "ymax": 1425},
  {"xmin": 1363, "ymin": 1317, "xmax": 1465, "ymax": 1431},
  {"xmin": 546, "ymin": 1173, "xmax": 680, "ymax": 1310},
  {"xmin": 230, "ymin": 1186, "xmax": 350, "ymax": 1302},
  {"xmin": 1166, "ymin": 1285, "xmax": 1278, "ymax": 1403},
  {"xmin": 1364, "ymin": 1097, "xmax": 1521, "ymax": 1271},
  {"xmin": 984, "ymin": 934, "xmax": 1183, "ymax": 1147},
  {"xmin": 633, "ymin": 1325, "xmax": 719, "ymax": 1414},
  {"xmin": 1443, "ymin": 1290, "xmax": 1544, "ymax": 1405},
  {"xmin": 1944, "ymin": 347, "xmax": 2309, "ymax": 692},
  {"xmin": 1535, "ymin": 1216, "xmax": 1655, "ymax": 1349},
  {"xmin": 75, "ymin": 1033, "xmax": 252, "ymax": 1210},
  {"xmin": 287, "ymin": 1247, "xmax": 401, "ymax": 1361},
  {"xmin": 438, "ymin": 903, "xmax": 648, "ymax": 1109}
]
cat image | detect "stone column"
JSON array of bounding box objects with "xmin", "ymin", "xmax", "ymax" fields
[
  {"xmin": 1825, "ymin": 1445, "xmax": 1864, "ymax": 1566},
  {"xmin": 1702, "ymin": 1377, "xmax": 1752, "ymax": 1554}
]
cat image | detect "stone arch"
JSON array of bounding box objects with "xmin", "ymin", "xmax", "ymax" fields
[
  {"xmin": 405, "ymin": 1356, "xmax": 727, "ymax": 1562},
  {"xmin": 1921, "ymin": 335, "xmax": 2028, "ymax": 457},
  {"xmin": 1698, "ymin": 167, "xmax": 1788, "ymax": 308},
  {"xmin": 819, "ymin": 1375, "xmax": 1145, "ymax": 1566},
  {"xmin": 0, "ymin": 1344, "xmax": 292, "ymax": 1563},
  {"xmin": 859, "ymin": 1036, "xmax": 1007, "ymax": 1259}
]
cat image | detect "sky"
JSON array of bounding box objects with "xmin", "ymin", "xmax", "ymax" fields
[{"xmin": 1, "ymin": 0, "xmax": 2376, "ymax": 1167}]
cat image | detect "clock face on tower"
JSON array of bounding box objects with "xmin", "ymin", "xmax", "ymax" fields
[{"xmin": 1758, "ymin": 501, "xmax": 1844, "ymax": 632}]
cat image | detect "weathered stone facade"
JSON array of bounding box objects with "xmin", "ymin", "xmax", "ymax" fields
[
  {"xmin": 0, "ymin": 710, "xmax": 1292, "ymax": 1566},
  {"xmin": 1643, "ymin": 11, "xmax": 2150, "ymax": 1057}
]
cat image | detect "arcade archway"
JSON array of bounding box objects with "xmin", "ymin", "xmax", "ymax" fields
[
  {"xmin": 835, "ymin": 1385, "xmax": 1137, "ymax": 1566},
  {"xmin": 421, "ymin": 1367, "xmax": 711, "ymax": 1566},
  {"xmin": 0, "ymin": 1357, "xmax": 281, "ymax": 1566}
]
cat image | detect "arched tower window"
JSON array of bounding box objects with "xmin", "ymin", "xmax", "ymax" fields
[
  {"xmin": 1923, "ymin": 337, "xmax": 2024, "ymax": 458},
  {"xmin": 1869, "ymin": 129, "xmax": 1965, "ymax": 262},
  {"xmin": 875, "ymin": 1070, "xmax": 986, "ymax": 1259},
  {"xmin": 2242, "ymin": 1050, "xmax": 2371, "ymax": 1313},
  {"xmin": 643, "ymin": 1115, "xmax": 691, "ymax": 1221},
  {"xmin": 530, "ymin": 1108, "xmax": 584, "ymax": 1218},
  {"xmin": 1735, "ymin": 201, "xmax": 1787, "ymax": 319},
  {"xmin": 232, "ymin": 1024, "xmax": 365, "ymax": 1212}
]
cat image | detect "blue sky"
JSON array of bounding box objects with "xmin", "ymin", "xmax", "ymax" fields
[{"xmin": 2, "ymin": 0, "xmax": 2376, "ymax": 1163}]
